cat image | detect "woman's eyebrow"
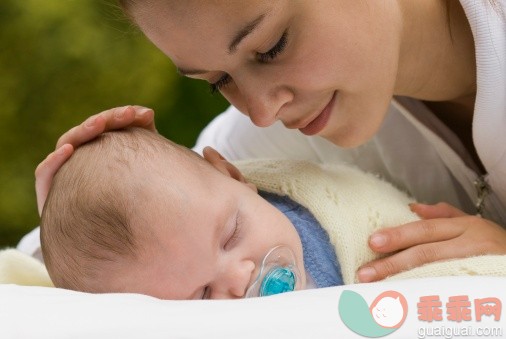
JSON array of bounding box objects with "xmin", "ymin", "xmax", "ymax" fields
[
  {"xmin": 177, "ymin": 11, "xmax": 270, "ymax": 76},
  {"xmin": 228, "ymin": 13, "xmax": 267, "ymax": 54},
  {"xmin": 176, "ymin": 67, "xmax": 207, "ymax": 76}
]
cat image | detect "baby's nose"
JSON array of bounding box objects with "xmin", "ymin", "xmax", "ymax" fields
[
  {"xmin": 229, "ymin": 259, "xmax": 256, "ymax": 298},
  {"xmin": 215, "ymin": 259, "xmax": 255, "ymax": 299}
]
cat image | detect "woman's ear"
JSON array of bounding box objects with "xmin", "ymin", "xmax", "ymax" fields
[{"xmin": 202, "ymin": 146, "xmax": 257, "ymax": 192}]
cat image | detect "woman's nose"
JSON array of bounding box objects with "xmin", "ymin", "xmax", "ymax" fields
[
  {"xmin": 213, "ymin": 259, "xmax": 256, "ymax": 299},
  {"xmin": 233, "ymin": 78, "xmax": 294, "ymax": 128}
]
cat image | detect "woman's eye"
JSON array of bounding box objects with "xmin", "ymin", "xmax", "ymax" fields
[
  {"xmin": 256, "ymin": 31, "xmax": 288, "ymax": 63},
  {"xmin": 209, "ymin": 74, "xmax": 232, "ymax": 94},
  {"xmin": 208, "ymin": 31, "xmax": 288, "ymax": 93}
]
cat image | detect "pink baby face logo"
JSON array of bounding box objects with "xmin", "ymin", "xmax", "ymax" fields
[
  {"xmin": 370, "ymin": 291, "xmax": 408, "ymax": 329},
  {"xmin": 339, "ymin": 290, "xmax": 408, "ymax": 337}
]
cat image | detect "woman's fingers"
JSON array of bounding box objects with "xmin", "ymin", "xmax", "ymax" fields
[
  {"xmin": 357, "ymin": 236, "xmax": 472, "ymax": 283},
  {"xmin": 409, "ymin": 202, "xmax": 467, "ymax": 219},
  {"xmin": 367, "ymin": 203, "xmax": 469, "ymax": 254},
  {"xmin": 131, "ymin": 105, "xmax": 156, "ymax": 131},
  {"xmin": 359, "ymin": 216, "xmax": 468, "ymax": 282},
  {"xmin": 358, "ymin": 204, "xmax": 506, "ymax": 282},
  {"xmin": 55, "ymin": 114, "xmax": 107, "ymax": 149},
  {"xmin": 55, "ymin": 106, "xmax": 155, "ymax": 149},
  {"xmin": 35, "ymin": 144, "xmax": 74, "ymax": 215},
  {"xmin": 367, "ymin": 217, "xmax": 466, "ymax": 254}
]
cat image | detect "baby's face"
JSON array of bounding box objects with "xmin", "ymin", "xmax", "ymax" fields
[{"xmin": 108, "ymin": 149, "xmax": 305, "ymax": 300}]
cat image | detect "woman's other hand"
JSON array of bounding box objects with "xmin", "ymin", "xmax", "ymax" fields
[
  {"xmin": 357, "ymin": 202, "xmax": 506, "ymax": 282},
  {"xmin": 35, "ymin": 105, "xmax": 155, "ymax": 215}
]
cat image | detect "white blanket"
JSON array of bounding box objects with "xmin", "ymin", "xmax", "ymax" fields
[
  {"xmin": 1, "ymin": 276, "xmax": 505, "ymax": 339},
  {"xmin": 0, "ymin": 249, "xmax": 52, "ymax": 287}
]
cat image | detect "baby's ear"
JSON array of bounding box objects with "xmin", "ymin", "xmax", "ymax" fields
[{"xmin": 202, "ymin": 147, "xmax": 257, "ymax": 192}]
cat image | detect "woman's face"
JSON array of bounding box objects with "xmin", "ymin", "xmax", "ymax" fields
[{"xmin": 131, "ymin": 0, "xmax": 403, "ymax": 147}]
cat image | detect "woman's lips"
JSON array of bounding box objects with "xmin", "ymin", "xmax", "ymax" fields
[{"xmin": 299, "ymin": 91, "xmax": 337, "ymax": 136}]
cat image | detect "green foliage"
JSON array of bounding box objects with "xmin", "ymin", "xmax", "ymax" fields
[{"xmin": 0, "ymin": 0, "xmax": 229, "ymax": 247}]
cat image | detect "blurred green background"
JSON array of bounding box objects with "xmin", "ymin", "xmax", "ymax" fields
[{"xmin": 0, "ymin": 0, "xmax": 229, "ymax": 248}]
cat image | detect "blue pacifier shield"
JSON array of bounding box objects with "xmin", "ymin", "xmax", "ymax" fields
[
  {"xmin": 245, "ymin": 245, "xmax": 301, "ymax": 298},
  {"xmin": 260, "ymin": 267, "xmax": 296, "ymax": 296}
]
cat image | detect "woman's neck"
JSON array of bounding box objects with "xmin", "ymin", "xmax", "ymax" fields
[
  {"xmin": 396, "ymin": 0, "xmax": 483, "ymax": 171},
  {"xmin": 396, "ymin": 0, "xmax": 476, "ymax": 104}
]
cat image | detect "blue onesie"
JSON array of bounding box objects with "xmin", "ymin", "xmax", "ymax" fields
[{"xmin": 260, "ymin": 191, "xmax": 343, "ymax": 288}]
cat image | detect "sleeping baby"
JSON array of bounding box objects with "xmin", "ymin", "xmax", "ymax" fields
[{"xmin": 40, "ymin": 128, "xmax": 504, "ymax": 299}]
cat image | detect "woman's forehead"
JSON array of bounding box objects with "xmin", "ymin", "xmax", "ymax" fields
[
  {"xmin": 133, "ymin": 1, "xmax": 287, "ymax": 67},
  {"xmin": 133, "ymin": 0, "xmax": 281, "ymax": 35}
]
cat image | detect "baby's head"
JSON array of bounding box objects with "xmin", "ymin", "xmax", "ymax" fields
[{"xmin": 41, "ymin": 128, "xmax": 304, "ymax": 299}]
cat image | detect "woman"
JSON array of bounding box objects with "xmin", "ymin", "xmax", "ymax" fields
[{"xmin": 34, "ymin": 0, "xmax": 506, "ymax": 282}]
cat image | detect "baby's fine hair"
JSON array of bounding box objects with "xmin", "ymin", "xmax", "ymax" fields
[{"xmin": 40, "ymin": 127, "xmax": 208, "ymax": 292}]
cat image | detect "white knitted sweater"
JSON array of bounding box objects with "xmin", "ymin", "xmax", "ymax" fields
[{"xmin": 237, "ymin": 159, "xmax": 506, "ymax": 284}]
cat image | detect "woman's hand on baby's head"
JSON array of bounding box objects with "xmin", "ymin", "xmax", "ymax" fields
[
  {"xmin": 356, "ymin": 202, "xmax": 506, "ymax": 283},
  {"xmin": 35, "ymin": 105, "xmax": 156, "ymax": 215},
  {"xmin": 54, "ymin": 106, "xmax": 155, "ymax": 149}
]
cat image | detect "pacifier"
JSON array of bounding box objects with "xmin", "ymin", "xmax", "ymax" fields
[{"xmin": 245, "ymin": 245, "xmax": 302, "ymax": 298}]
